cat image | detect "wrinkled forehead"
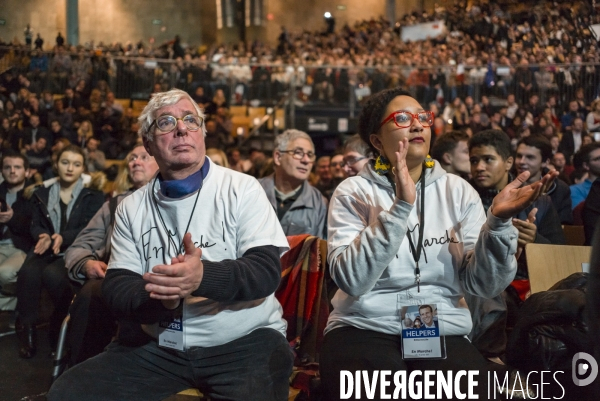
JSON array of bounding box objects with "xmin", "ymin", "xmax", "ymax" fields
[
  {"xmin": 288, "ymin": 138, "xmax": 315, "ymax": 151},
  {"xmin": 155, "ymin": 98, "xmax": 198, "ymax": 118}
]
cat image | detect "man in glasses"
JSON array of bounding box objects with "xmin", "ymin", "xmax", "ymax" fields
[
  {"xmin": 259, "ymin": 129, "xmax": 328, "ymax": 238},
  {"xmin": 49, "ymin": 89, "xmax": 293, "ymax": 401}
]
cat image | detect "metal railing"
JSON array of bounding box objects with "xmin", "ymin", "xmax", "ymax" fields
[{"xmin": 4, "ymin": 45, "xmax": 600, "ymax": 133}]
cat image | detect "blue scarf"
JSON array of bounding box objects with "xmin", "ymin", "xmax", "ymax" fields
[{"xmin": 158, "ymin": 159, "xmax": 210, "ymax": 198}]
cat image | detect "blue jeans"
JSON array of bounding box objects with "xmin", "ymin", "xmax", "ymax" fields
[{"xmin": 48, "ymin": 327, "xmax": 293, "ymax": 401}]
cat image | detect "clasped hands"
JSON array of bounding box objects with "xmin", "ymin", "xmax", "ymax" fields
[
  {"xmin": 0, "ymin": 202, "xmax": 13, "ymax": 223},
  {"xmin": 143, "ymin": 233, "xmax": 204, "ymax": 310},
  {"xmin": 34, "ymin": 233, "xmax": 63, "ymax": 255}
]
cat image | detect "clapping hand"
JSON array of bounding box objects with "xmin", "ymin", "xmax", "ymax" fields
[
  {"xmin": 490, "ymin": 170, "xmax": 558, "ymax": 220},
  {"xmin": 513, "ymin": 208, "xmax": 538, "ymax": 260},
  {"xmin": 392, "ymin": 138, "xmax": 417, "ymax": 205}
]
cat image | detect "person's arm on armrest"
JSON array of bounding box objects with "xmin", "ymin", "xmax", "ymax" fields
[{"xmin": 191, "ymin": 245, "xmax": 280, "ymax": 301}]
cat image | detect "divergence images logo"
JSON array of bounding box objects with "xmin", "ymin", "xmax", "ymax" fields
[{"xmin": 572, "ymin": 352, "xmax": 598, "ymax": 387}]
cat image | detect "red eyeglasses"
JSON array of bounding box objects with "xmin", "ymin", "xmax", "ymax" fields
[{"xmin": 378, "ymin": 110, "xmax": 435, "ymax": 129}]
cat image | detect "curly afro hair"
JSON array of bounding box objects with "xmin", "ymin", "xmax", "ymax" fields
[{"xmin": 358, "ymin": 87, "xmax": 413, "ymax": 155}]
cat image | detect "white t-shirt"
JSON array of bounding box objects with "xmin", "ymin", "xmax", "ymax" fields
[{"xmin": 108, "ymin": 158, "xmax": 289, "ymax": 348}]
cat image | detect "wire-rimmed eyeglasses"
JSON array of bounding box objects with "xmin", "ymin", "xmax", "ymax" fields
[{"xmin": 149, "ymin": 114, "xmax": 204, "ymax": 134}]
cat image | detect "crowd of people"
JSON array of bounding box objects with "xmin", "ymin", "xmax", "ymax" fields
[
  {"xmin": 0, "ymin": 0, "xmax": 599, "ymax": 399},
  {"xmin": 2, "ymin": 0, "xmax": 599, "ymax": 107}
]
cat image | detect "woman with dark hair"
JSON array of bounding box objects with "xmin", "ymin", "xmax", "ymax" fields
[
  {"xmin": 319, "ymin": 87, "xmax": 557, "ymax": 400},
  {"xmin": 16, "ymin": 145, "xmax": 105, "ymax": 359}
]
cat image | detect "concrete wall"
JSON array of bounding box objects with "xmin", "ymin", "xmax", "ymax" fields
[
  {"xmin": 263, "ymin": 0, "xmax": 436, "ymax": 47},
  {"xmin": 0, "ymin": 0, "xmax": 216, "ymax": 49},
  {"xmin": 0, "ymin": 0, "xmax": 439, "ymax": 49}
]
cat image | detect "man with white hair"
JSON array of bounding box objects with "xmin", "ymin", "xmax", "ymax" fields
[
  {"xmin": 259, "ymin": 129, "xmax": 328, "ymax": 238},
  {"xmin": 49, "ymin": 89, "xmax": 293, "ymax": 401}
]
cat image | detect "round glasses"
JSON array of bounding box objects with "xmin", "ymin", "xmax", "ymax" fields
[
  {"xmin": 149, "ymin": 114, "xmax": 204, "ymax": 134},
  {"xmin": 280, "ymin": 149, "xmax": 316, "ymax": 162},
  {"xmin": 378, "ymin": 111, "xmax": 435, "ymax": 129}
]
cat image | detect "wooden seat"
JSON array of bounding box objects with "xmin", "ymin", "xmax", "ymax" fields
[
  {"xmin": 268, "ymin": 108, "xmax": 286, "ymax": 130},
  {"xmin": 229, "ymin": 105, "xmax": 248, "ymax": 117},
  {"xmin": 231, "ymin": 115, "xmax": 252, "ymax": 137},
  {"xmin": 115, "ymin": 98, "xmax": 131, "ymax": 110},
  {"xmin": 525, "ymin": 243, "xmax": 592, "ymax": 294},
  {"xmin": 562, "ymin": 225, "xmax": 585, "ymax": 246},
  {"xmin": 172, "ymin": 387, "xmax": 299, "ymax": 400},
  {"xmin": 132, "ymin": 100, "xmax": 149, "ymax": 118},
  {"xmin": 248, "ymin": 107, "xmax": 266, "ymax": 122}
]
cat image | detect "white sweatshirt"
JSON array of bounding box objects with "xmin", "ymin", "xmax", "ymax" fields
[{"xmin": 325, "ymin": 161, "xmax": 518, "ymax": 337}]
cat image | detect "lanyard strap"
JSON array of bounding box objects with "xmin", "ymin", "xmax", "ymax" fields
[
  {"xmin": 152, "ymin": 170, "xmax": 204, "ymax": 260},
  {"xmin": 406, "ymin": 166, "xmax": 426, "ymax": 292}
]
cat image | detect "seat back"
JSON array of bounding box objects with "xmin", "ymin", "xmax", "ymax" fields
[
  {"xmin": 562, "ymin": 225, "xmax": 586, "ymax": 246},
  {"xmin": 525, "ymin": 243, "xmax": 592, "ymax": 294}
]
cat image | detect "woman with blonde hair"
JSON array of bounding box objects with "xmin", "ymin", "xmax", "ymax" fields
[
  {"xmin": 206, "ymin": 148, "xmax": 229, "ymax": 168},
  {"xmin": 586, "ymin": 99, "xmax": 600, "ymax": 133},
  {"xmin": 75, "ymin": 120, "xmax": 94, "ymax": 148}
]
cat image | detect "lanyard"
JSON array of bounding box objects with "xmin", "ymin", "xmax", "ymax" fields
[
  {"xmin": 406, "ymin": 167, "xmax": 426, "ymax": 292},
  {"xmin": 152, "ymin": 172, "xmax": 203, "ymax": 260}
]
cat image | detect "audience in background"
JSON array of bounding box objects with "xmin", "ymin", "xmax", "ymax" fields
[{"xmin": 570, "ymin": 143, "xmax": 600, "ymax": 208}]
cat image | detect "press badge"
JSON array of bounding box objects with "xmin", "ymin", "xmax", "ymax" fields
[
  {"xmin": 158, "ymin": 316, "xmax": 184, "ymax": 351},
  {"xmin": 397, "ymin": 292, "xmax": 446, "ymax": 360}
]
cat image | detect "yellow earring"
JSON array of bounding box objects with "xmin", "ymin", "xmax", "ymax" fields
[
  {"xmin": 374, "ymin": 155, "xmax": 392, "ymax": 175},
  {"xmin": 424, "ymin": 154, "xmax": 434, "ymax": 168}
]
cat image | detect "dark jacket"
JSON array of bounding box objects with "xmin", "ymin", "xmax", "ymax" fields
[
  {"xmin": 29, "ymin": 184, "xmax": 105, "ymax": 254},
  {"xmin": 471, "ymin": 178, "xmax": 565, "ymax": 245},
  {"xmin": 19, "ymin": 126, "xmax": 51, "ymax": 149},
  {"xmin": 65, "ymin": 192, "xmax": 129, "ymax": 284},
  {"xmin": 583, "ymin": 179, "xmax": 600, "ymax": 245},
  {"xmin": 0, "ymin": 181, "xmax": 35, "ymax": 253},
  {"xmin": 558, "ymin": 130, "xmax": 587, "ymax": 162},
  {"xmin": 544, "ymin": 167, "xmax": 573, "ymax": 225}
]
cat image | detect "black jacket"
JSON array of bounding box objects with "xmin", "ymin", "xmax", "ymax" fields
[
  {"xmin": 470, "ymin": 178, "xmax": 565, "ymax": 245},
  {"xmin": 544, "ymin": 167, "xmax": 573, "ymax": 225},
  {"xmin": 0, "ymin": 181, "xmax": 35, "ymax": 253},
  {"xmin": 558, "ymin": 130, "xmax": 587, "ymax": 163},
  {"xmin": 583, "ymin": 179, "xmax": 600, "ymax": 245},
  {"xmin": 19, "ymin": 126, "xmax": 51, "ymax": 149},
  {"xmin": 30, "ymin": 185, "xmax": 105, "ymax": 254}
]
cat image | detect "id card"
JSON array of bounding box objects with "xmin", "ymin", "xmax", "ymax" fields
[
  {"xmin": 399, "ymin": 301, "xmax": 446, "ymax": 360},
  {"xmin": 158, "ymin": 316, "xmax": 184, "ymax": 351}
]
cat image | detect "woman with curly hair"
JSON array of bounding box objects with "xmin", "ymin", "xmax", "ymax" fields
[{"xmin": 319, "ymin": 87, "xmax": 557, "ymax": 400}]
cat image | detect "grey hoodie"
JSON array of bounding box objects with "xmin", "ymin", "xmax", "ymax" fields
[{"xmin": 325, "ymin": 161, "xmax": 518, "ymax": 337}]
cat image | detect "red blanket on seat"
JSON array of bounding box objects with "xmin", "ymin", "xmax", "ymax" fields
[{"xmin": 276, "ymin": 234, "xmax": 329, "ymax": 365}]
